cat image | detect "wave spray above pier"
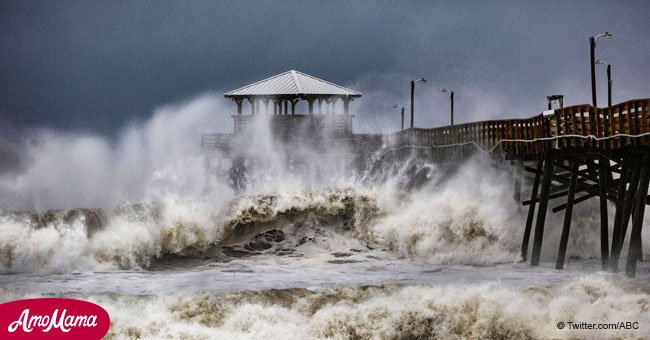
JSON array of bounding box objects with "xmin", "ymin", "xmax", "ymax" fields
[{"xmin": 1, "ymin": 70, "xmax": 649, "ymax": 338}]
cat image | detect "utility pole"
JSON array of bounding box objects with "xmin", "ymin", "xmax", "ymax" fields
[
  {"xmin": 589, "ymin": 32, "xmax": 612, "ymax": 107},
  {"xmin": 410, "ymin": 78, "xmax": 426, "ymax": 128},
  {"xmin": 442, "ymin": 89, "xmax": 454, "ymax": 125}
]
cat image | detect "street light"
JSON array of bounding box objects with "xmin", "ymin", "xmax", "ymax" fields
[
  {"xmin": 410, "ymin": 78, "xmax": 426, "ymax": 128},
  {"xmin": 589, "ymin": 33, "xmax": 612, "ymax": 271},
  {"xmin": 589, "ymin": 32, "xmax": 612, "ymax": 107},
  {"xmin": 595, "ymin": 60, "xmax": 612, "ymax": 108},
  {"xmin": 441, "ymin": 89, "xmax": 454, "ymax": 126},
  {"xmin": 393, "ymin": 104, "xmax": 405, "ymax": 131}
]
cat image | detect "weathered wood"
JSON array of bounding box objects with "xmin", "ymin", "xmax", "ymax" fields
[
  {"xmin": 523, "ymin": 190, "xmax": 569, "ymax": 206},
  {"xmin": 556, "ymin": 161, "xmax": 579, "ymax": 269},
  {"xmin": 610, "ymin": 154, "xmax": 630, "ymax": 271},
  {"xmin": 598, "ymin": 155, "xmax": 610, "ymax": 269},
  {"xmin": 531, "ymin": 153, "xmax": 554, "ymax": 266},
  {"xmin": 552, "ymin": 191, "xmax": 598, "ymax": 213},
  {"xmin": 620, "ymin": 156, "xmax": 643, "ymax": 247},
  {"xmin": 626, "ymin": 153, "xmax": 650, "ymax": 277},
  {"xmin": 521, "ymin": 160, "xmax": 543, "ymax": 261}
]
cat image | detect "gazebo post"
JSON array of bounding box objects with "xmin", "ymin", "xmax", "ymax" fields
[
  {"xmin": 283, "ymin": 101, "xmax": 288, "ymax": 115},
  {"xmin": 308, "ymin": 99, "xmax": 314, "ymax": 115},
  {"xmin": 235, "ymin": 98, "xmax": 243, "ymax": 115},
  {"xmin": 247, "ymin": 98, "xmax": 254, "ymax": 115},
  {"xmin": 343, "ymin": 97, "xmax": 350, "ymax": 115},
  {"xmin": 291, "ymin": 99, "xmax": 298, "ymax": 115},
  {"xmin": 318, "ymin": 98, "xmax": 323, "ymax": 115},
  {"xmin": 263, "ymin": 99, "xmax": 269, "ymax": 115}
]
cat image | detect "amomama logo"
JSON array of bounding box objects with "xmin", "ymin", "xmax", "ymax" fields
[{"xmin": 0, "ymin": 298, "xmax": 110, "ymax": 339}]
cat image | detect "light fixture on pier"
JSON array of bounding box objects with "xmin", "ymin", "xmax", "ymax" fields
[
  {"xmin": 441, "ymin": 89, "xmax": 454, "ymax": 126},
  {"xmin": 595, "ymin": 59, "xmax": 612, "ymax": 108},
  {"xmin": 589, "ymin": 32, "xmax": 612, "ymax": 107},
  {"xmin": 410, "ymin": 78, "xmax": 426, "ymax": 128}
]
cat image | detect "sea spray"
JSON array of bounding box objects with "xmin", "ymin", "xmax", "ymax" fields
[
  {"xmin": 0, "ymin": 189, "xmax": 379, "ymax": 272},
  {"xmin": 0, "ymin": 94, "xmax": 227, "ymax": 211},
  {"xmin": 2, "ymin": 165, "xmax": 649, "ymax": 273},
  {"xmin": 20, "ymin": 275, "xmax": 641, "ymax": 339}
]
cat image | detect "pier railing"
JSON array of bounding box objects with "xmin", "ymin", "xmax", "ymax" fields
[{"xmin": 389, "ymin": 98, "xmax": 650, "ymax": 158}]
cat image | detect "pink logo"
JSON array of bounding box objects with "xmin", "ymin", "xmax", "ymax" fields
[{"xmin": 0, "ymin": 298, "xmax": 110, "ymax": 339}]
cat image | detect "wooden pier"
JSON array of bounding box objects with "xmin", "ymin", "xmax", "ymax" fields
[
  {"xmin": 201, "ymin": 70, "xmax": 650, "ymax": 277},
  {"xmin": 386, "ymin": 98, "xmax": 650, "ymax": 277}
]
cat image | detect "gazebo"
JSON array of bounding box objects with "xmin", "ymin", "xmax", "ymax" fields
[{"xmin": 224, "ymin": 70, "xmax": 361, "ymax": 116}]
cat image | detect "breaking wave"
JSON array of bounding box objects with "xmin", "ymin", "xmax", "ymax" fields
[
  {"xmin": 2, "ymin": 152, "xmax": 633, "ymax": 274},
  {"xmin": 0, "ymin": 275, "xmax": 641, "ymax": 339},
  {"xmin": 3, "ymin": 94, "xmax": 645, "ymax": 275},
  {"xmin": 3, "ymin": 94, "xmax": 650, "ymax": 340},
  {"xmin": 0, "ymin": 189, "xmax": 362, "ymax": 273}
]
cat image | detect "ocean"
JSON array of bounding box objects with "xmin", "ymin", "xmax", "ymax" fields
[{"xmin": 1, "ymin": 95, "xmax": 648, "ymax": 339}]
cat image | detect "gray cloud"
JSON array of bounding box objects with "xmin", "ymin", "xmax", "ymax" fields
[{"xmin": 1, "ymin": 0, "xmax": 649, "ymax": 135}]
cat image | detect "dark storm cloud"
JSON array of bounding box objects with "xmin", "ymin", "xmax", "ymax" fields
[{"xmin": 1, "ymin": 0, "xmax": 649, "ymax": 134}]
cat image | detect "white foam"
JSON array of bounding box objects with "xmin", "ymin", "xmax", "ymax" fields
[{"xmin": 8, "ymin": 275, "xmax": 640, "ymax": 339}]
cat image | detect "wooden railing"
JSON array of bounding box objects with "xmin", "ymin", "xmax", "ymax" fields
[
  {"xmin": 202, "ymin": 98, "xmax": 650, "ymax": 158},
  {"xmin": 389, "ymin": 98, "xmax": 650, "ymax": 158},
  {"xmin": 201, "ymin": 133, "xmax": 232, "ymax": 153},
  {"xmin": 232, "ymin": 114, "xmax": 354, "ymax": 135}
]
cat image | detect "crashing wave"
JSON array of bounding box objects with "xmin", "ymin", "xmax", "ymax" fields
[{"xmin": 54, "ymin": 275, "xmax": 647, "ymax": 339}]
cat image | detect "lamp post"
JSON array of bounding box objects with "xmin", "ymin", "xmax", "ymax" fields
[
  {"xmin": 410, "ymin": 78, "xmax": 426, "ymax": 128},
  {"xmin": 589, "ymin": 33, "xmax": 612, "ymax": 271},
  {"xmin": 441, "ymin": 89, "xmax": 454, "ymax": 126},
  {"xmin": 595, "ymin": 60, "xmax": 612, "ymax": 108},
  {"xmin": 393, "ymin": 104, "xmax": 405, "ymax": 131},
  {"xmin": 595, "ymin": 59, "xmax": 613, "ymax": 149},
  {"xmin": 589, "ymin": 32, "xmax": 612, "ymax": 107}
]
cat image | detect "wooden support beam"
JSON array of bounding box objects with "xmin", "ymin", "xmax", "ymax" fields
[
  {"xmin": 531, "ymin": 153, "xmax": 554, "ymax": 266},
  {"xmin": 626, "ymin": 153, "xmax": 650, "ymax": 277},
  {"xmin": 556, "ymin": 161, "xmax": 579, "ymax": 269},
  {"xmin": 598, "ymin": 155, "xmax": 610, "ymax": 269},
  {"xmin": 521, "ymin": 160, "xmax": 542, "ymax": 261},
  {"xmin": 552, "ymin": 192, "xmax": 598, "ymax": 213},
  {"xmin": 523, "ymin": 190, "xmax": 569, "ymax": 206},
  {"xmin": 548, "ymin": 175, "xmax": 605, "ymax": 200},
  {"xmin": 553, "ymin": 160, "xmax": 602, "ymax": 185},
  {"xmin": 620, "ymin": 156, "xmax": 642, "ymax": 248},
  {"xmin": 610, "ymin": 155, "xmax": 630, "ymax": 272}
]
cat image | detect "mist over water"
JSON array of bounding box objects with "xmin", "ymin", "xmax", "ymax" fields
[
  {"xmin": 0, "ymin": 94, "xmax": 228, "ymax": 210},
  {"xmin": 1, "ymin": 95, "xmax": 649, "ymax": 338}
]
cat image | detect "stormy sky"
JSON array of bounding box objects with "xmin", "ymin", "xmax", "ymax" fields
[{"xmin": 1, "ymin": 0, "xmax": 649, "ymax": 136}]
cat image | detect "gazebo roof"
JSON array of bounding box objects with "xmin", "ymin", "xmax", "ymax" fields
[{"xmin": 224, "ymin": 70, "xmax": 361, "ymax": 98}]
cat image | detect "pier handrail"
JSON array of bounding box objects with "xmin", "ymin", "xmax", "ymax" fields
[{"xmin": 390, "ymin": 98, "xmax": 650, "ymax": 157}]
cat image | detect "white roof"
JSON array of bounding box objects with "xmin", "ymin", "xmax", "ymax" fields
[{"xmin": 224, "ymin": 70, "xmax": 361, "ymax": 97}]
